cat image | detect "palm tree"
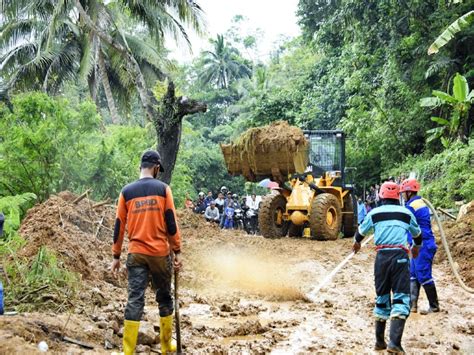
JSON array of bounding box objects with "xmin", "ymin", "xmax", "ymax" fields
[
  {"xmin": 1, "ymin": 0, "xmax": 207, "ymax": 182},
  {"xmin": 0, "ymin": 0, "xmax": 179, "ymax": 123},
  {"xmin": 199, "ymin": 34, "xmax": 252, "ymax": 89}
]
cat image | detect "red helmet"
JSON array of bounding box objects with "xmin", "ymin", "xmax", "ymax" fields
[
  {"xmin": 400, "ymin": 178, "xmax": 420, "ymax": 193},
  {"xmin": 379, "ymin": 182, "xmax": 400, "ymax": 200}
]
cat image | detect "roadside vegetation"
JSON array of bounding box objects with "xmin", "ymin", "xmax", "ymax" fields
[{"xmin": 0, "ymin": 1, "xmax": 473, "ymax": 310}]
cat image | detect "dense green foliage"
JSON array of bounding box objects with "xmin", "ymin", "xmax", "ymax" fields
[
  {"xmin": 388, "ymin": 140, "xmax": 474, "ymax": 207},
  {"xmin": 0, "ymin": 193, "xmax": 36, "ymax": 238},
  {"xmin": 1, "ymin": 1, "xmax": 473, "ymax": 209},
  {"xmin": 0, "ymin": 93, "xmax": 154, "ymax": 201},
  {"xmin": 0, "ymin": 0, "xmax": 203, "ymax": 123},
  {"xmin": 421, "ymin": 73, "xmax": 474, "ymax": 146}
]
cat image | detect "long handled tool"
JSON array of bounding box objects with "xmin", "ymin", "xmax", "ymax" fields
[
  {"xmin": 423, "ymin": 198, "xmax": 473, "ymax": 293},
  {"xmin": 306, "ymin": 234, "xmax": 374, "ymax": 302},
  {"xmin": 174, "ymin": 269, "xmax": 182, "ymax": 353}
]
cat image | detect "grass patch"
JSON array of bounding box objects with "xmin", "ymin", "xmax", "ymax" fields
[{"xmin": 1, "ymin": 234, "xmax": 80, "ymax": 312}]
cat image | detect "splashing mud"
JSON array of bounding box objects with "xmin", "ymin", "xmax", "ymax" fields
[{"xmin": 198, "ymin": 246, "xmax": 307, "ymax": 301}]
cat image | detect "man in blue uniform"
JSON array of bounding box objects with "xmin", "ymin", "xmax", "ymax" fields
[
  {"xmin": 400, "ymin": 178, "xmax": 440, "ymax": 315},
  {"xmin": 353, "ymin": 182, "xmax": 422, "ymax": 353}
]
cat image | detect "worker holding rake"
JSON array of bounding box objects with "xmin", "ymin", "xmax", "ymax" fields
[
  {"xmin": 111, "ymin": 150, "xmax": 182, "ymax": 355},
  {"xmin": 353, "ymin": 182, "xmax": 422, "ymax": 353}
]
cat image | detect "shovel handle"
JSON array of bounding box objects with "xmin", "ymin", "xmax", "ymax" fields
[{"xmin": 174, "ymin": 269, "xmax": 182, "ymax": 353}]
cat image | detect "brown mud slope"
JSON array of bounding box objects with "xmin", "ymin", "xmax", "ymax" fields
[
  {"xmin": 436, "ymin": 201, "xmax": 474, "ymax": 288},
  {"xmin": 1, "ymin": 202, "xmax": 473, "ymax": 354},
  {"xmin": 221, "ymin": 120, "xmax": 308, "ymax": 182},
  {"xmin": 18, "ymin": 191, "xmax": 117, "ymax": 280}
]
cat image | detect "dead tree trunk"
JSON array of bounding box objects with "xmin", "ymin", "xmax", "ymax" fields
[{"xmin": 155, "ymin": 81, "xmax": 207, "ymax": 184}]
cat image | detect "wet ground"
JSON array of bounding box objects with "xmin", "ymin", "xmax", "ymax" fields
[
  {"xmin": 1, "ymin": 215, "xmax": 473, "ymax": 354},
  {"xmin": 177, "ymin": 232, "xmax": 474, "ymax": 354}
]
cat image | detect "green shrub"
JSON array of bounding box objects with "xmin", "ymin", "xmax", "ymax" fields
[
  {"xmin": 1, "ymin": 242, "xmax": 79, "ymax": 312},
  {"xmin": 388, "ymin": 140, "xmax": 474, "ymax": 207},
  {"xmin": 0, "ymin": 193, "xmax": 37, "ymax": 238}
]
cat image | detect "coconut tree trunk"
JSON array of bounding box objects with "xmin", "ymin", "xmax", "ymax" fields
[
  {"xmin": 75, "ymin": 1, "xmax": 156, "ymax": 121},
  {"xmin": 98, "ymin": 49, "xmax": 120, "ymax": 124},
  {"xmin": 88, "ymin": 38, "xmax": 100, "ymax": 104}
]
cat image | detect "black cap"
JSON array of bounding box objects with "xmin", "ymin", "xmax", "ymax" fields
[{"xmin": 141, "ymin": 150, "xmax": 164, "ymax": 172}]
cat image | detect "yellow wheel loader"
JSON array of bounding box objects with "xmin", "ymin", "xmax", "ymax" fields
[{"xmin": 221, "ymin": 122, "xmax": 356, "ymax": 240}]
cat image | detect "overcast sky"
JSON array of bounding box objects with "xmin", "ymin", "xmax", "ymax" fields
[{"xmin": 168, "ymin": 0, "xmax": 301, "ymax": 63}]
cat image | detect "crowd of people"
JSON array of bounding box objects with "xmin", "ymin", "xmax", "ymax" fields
[
  {"xmin": 185, "ymin": 186, "xmax": 260, "ymax": 232},
  {"xmin": 356, "ymin": 175, "xmax": 408, "ymax": 225}
]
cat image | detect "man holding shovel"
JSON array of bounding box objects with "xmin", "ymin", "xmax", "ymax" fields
[
  {"xmin": 111, "ymin": 150, "xmax": 182, "ymax": 355},
  {"xmin": 353, "ymin": 182, "xmax": 422, "ymax": 353}
]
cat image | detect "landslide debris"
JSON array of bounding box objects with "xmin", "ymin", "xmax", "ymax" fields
[
  {"xmin": 220, "ymin": 120, "xmax": 309, "ymax": 182},
  {"xmin": 18, "ymin": 191, "xmax": 116, "ymax": 281},
  {"xmin": 437, "ymin": 200, "xmax": 474, "ymax": 288}
]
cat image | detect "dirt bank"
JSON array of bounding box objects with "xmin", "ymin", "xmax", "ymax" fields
[
  {"xmin": 1, "ymin": 195, "xmax": 473, "ymax": 354},
  {"xmin": 435, "ymin": 202, "xmax": 474, "ymax": 288}
]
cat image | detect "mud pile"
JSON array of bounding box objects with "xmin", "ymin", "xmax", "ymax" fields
[
  {"xmin": 221, "ymin": 121, "xmax": 309, "ymax": 183},
  {"xmin": 19, "ymin": 191, "xmax": 117, "ymax": 280},
  {"xmin": 437, "ymin": 201, "xmax": 474, "ymax": 287}
]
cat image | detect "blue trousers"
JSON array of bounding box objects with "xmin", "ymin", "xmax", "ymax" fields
[
  {"xmin": 224, "ymin": 217, "xmax": 234, "ymax": 229},
  {"xmin": 410, "ymin": 245, "xmax": 436, "ymax": 285},
  {"xmin": 374, "ymin": 249, "xmax": 411, "ymax": 320}
]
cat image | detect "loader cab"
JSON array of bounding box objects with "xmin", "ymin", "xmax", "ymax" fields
[{"xmin": 303, "ymin": 130, "xmax": 347, "ymax": 188}]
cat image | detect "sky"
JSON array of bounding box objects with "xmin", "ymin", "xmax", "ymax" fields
[{"xmin": 168, "ymin": 0, "xmax": 301, "ymax": 63}]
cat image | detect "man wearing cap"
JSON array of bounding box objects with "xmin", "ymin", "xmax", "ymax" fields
[{"xmin": 111, "ymin": 150, "xmax": 181, "ymax": 355}]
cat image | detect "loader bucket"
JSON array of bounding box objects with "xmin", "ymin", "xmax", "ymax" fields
[{"xmin": 220, "ymin": 121, "xmax": 309, "ymax": 183}]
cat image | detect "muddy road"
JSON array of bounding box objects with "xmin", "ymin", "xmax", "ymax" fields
[
  {"xmin": 1, "ymin": 203, "xmax": 473, "ymax": 354},
  {"xmin": 178, "ymin": 228, "xmax": 474, "ymax": 354}
]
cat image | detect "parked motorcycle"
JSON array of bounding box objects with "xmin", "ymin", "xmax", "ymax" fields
[
  {"xmin": 244, "ymin": 208, "xmax": 259, "ymax": 235},
  {"xmin": 233, "ymin": 208, "xmax": 245, "ymax": 230}
]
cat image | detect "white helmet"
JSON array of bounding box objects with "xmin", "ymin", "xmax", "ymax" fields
[{"xmin": 198, "ymin": 192, "xmax": 205, "ymax": 197}]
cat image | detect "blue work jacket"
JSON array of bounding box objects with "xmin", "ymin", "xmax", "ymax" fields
[
  {"xmin": 405, "ymin": 196, "xmax": 437, "ymax": 249},
  {"xmin": 359, "ymin": 204, "xmax": 421, "ymax": 249}
]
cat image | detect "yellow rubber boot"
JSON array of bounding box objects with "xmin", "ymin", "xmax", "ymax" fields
[
  {"xmin": 123, "ymin": 320, "xmax": 140, "ymax": 355},
  {"xmin": 160, "ymin": 315, "xmax": 177, "ymax": 354}
]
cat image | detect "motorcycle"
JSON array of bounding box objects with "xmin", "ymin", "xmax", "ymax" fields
[
  {"xmin": 233, "ymin": 208, "xmax": 245, "ymax": 230},
  {"xmin": 244, "ymin": 208, "xmax": 259, "ymax": 235}
]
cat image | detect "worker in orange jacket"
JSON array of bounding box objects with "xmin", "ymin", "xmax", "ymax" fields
[{"xmin": 111, "ymin": 150, "xmax": 182, "ymax": 355}]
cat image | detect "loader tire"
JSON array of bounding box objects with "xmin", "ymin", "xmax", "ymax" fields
[
  {"xmin": 342, "ymin": 193, "xmax": 357, "ymax": 238},
  {"xmin": 259, "ymin": 193, "xmax": 289, "ymax": 238},
  {"xmin": 310, "ymin": 193, "xmax": 342, "ymax": 241},
  {"xmin": 288, "ymin": 223, "xmax": 303, "ymax": 238}
]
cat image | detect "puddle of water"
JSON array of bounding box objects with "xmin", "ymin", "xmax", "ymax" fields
[{"xmin": 180, "ymin": 303, "xmax": 211, "ymax": 316}]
